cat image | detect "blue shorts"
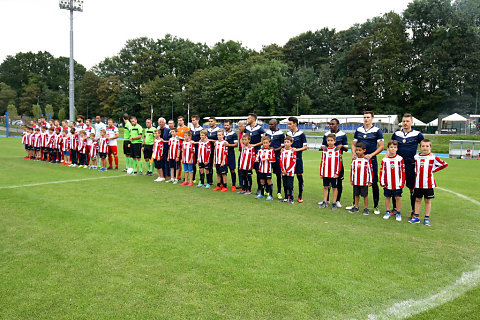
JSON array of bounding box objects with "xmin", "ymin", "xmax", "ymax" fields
[
  {"xmin": 64, "ymin": 150, "xmax": 70, "ymax": 156},
  {"xmin": 404, "ymin": 161, "xmax": 416, "ymax": 189},
  {"xmin": 294, "ymin": 157, "xmax": 303, "ymax": 174},
  {"xmin": 227, "ymin": 152, "xmax": 236, "ymax": 170},
  {"xmin": 383, "ymin": 188, "xmax": 403, "ymax": 198},
  {"xmin": 183, "ymin": 163, "xmax": 193, "ymax": 172},
  {"xmin": 323, "ymin": 177, "xmax": 337, "ymax": 188}
]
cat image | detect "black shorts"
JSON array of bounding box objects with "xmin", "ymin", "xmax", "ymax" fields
[
  {"xmin": 414, "ymin": 188, "xmax": 435, "ymax": 199},
  {"xmin": 259, "ymin": 172, "xmax": 272, "ymax": 180},
  {"xmin": 198, "ymin": 162, "xmax": 208, "ymax": 169},
  {"xmin": 154, "ymin": 159, "xmax": 162, "ymax": 170},
  {"xmin": 384, "ymin": 188, "xmax": 403, "ymax": 198},
  {"xmin": 272, "ymin": 152, "xmax": 281, "ymax": 174},
  {"xmin": 404, "ymin": 161, "xmax": 416, "ymax": 190},
  {"xmin": 323, "ymin": 177, "xmax": 338, "ymax": 188},
  {"xmin": 295, "ymin": 156, "xmax": 304, "ymax": 174},
  {"xmin": 24, "ymin": 144, "xmax": 28, "ymax": 150},
  {"xmin": 353, "ymin": 185, "xmax": 368, "ymax": 197},
  {"xmin": 99, "ymin": 152, "xmax": 107, "ymax": 159},
  {"xmin": 143, "ymin": 144, "xmax": 153, "ymax": 159},
  {"xmin": 123, "ymin": 140, "xmax": 131, "ymax": 156},
  {"xmin": 169, "ymin": 159, "xmax": 179, "ymax": 170},
  {"xmin": 227, "ymin": 153, "xmax": 236, "ymax": 170},
  {"xmin": 130, "ymin": 143, "xmax": 142, "ymax": 159},
  {"xmin": 216, "ymin": 164, "xmax": 228, "ymax": 174},
  {"xmin": 34, "ymin": 147, "xmax": 40, "ymax": 151}
]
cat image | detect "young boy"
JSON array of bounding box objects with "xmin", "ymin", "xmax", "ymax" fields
[
  {"xmin": 196, "ymin": 130, "xmax": 211, "ymax": 188},
  {"xmin": 153, "ymin": 130, "xmax": 165, "ymax": 181},
  {"xmin": 319, "ymin": 134, "xmax": 342, "ymax": 210},
  {"xmin": 280, "ymin": 136, "xmax": 297, "ymax": 204},
  {"xmin": 409, "ymin": 139, "xmax": 448, "ymax": 226},
  {"xmin": 238, "ymin": 134, "xmax": 255, "ymax": 195},
  {"xmin": 46, "ymin": 127, "xmax": 55, "ymax": 163},
  {"xmin": 350, "ymin": 142, "xmax": 373, "ymax": 215},
  {"xmin": 40, "ymin": 126, "xmax": 49, "ymax": 161},
  {"xmin": 62, "ymin": 129, "xmax": 71, "ymax": 166},
  {"xmin": 89, "ymin": 132, "xmax": 99, "ymax": 169},
  {"xmin": 213, "ymin": 130, "xmax": 229, "ymax": 192},
  {"xmin": 33, "ymin": 127, "xmax": 42, "ymax": 160},
  {"xmin": 25, "ymin": 127, "xmax": 34, "ymax": 159},
  {"xmin": 380, "ymin": 140, "xmax": 405, "ymax": 221},
  {"xmin": 53, "ymin": 127, "xmax": 62, "ymax": 163},
  {"xmin": 77, "ymin": 130, "xmax": 88, "ymax": 168},
  {"xmin": 166, "ymin": 128, "xmax": 182, "ymax": 183},
  {"xmin": 98, "ymin": 129, "xmax": 109, "ymax": 171},
  {"xmin": 181, "ymin": 131, "xmax": 195, "ymax": 186},
  {"xmin": 69, "ymin": 128, "xmax": 79, "ymax": 167},
  {"xmin": 254, "ymin": 136, "xmax": 276, "ymax": 200},
  {"xmin": 22, "ymin": 126, "xmax": 30, "ymax": 159}
]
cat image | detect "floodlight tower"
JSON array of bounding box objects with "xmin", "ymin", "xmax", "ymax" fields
[{"xmin": 59, "ymin": 0, "xmax": 83, "ymax": 122}]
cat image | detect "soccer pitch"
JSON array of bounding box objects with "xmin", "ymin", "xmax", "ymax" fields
[{"xmin": 1, "ymin": 138, "xmax": 479, "ymax": 319}]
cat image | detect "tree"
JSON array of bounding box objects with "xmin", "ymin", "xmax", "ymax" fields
[
  {"xmin": 141, "ymin": 74, "xmax": 180, "ymax": 119},
  {"xmin": 58, "ymin": 107, "xmax": 66, "ymax": 121},
  {"xmin": 45, "ymin": 104, "xmax": 54, "ymax": 119},
  {"xmin": 0, "ymin": 82, "xmax": 16, "ymax": 115},
  {"xmin": 19, "ymin": 81, "xmax": 41, "ymax": 115},
  {"xmin": 6, "ymin": 104, "xmax": 17, "ymax": 118},
  {"xmin": 32, "ymin": 104, "xmax": 42, "ymax": 119}
]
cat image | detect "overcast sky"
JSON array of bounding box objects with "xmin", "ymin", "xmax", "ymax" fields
[{"xmin": 1, "ymin": 0, "xmax": 413, "ymax": 69}]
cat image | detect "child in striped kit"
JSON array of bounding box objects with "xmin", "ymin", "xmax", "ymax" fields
[
  {"xmin": 280, "ymin": 136, "xmax": 297, "ymax": 204},
  {"xmin": 380, "ymin": 140, "xmax": 405, "ymax": 221},
  {"xmin": 319, "ymin": 134, "xmax": 342, "ymax": 210},
  {"xmin": 88, "ymin": 133, "xmax": 99, "ymax": 169},
  {"xmin": 254, "ymin": 136, "xmax": 276, "ymax": 200},
  {"xmin": 238, "ymin": 134, "xmax": 255, "ymax": 195},
  {"xmin": 350, "ymin": 142, "xmax": 373, "ymax": 215}
]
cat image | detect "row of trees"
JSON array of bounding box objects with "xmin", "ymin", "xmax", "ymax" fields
[{"xmin": 1, "ymin": 0, "xmax": 479, "ymax": 122}]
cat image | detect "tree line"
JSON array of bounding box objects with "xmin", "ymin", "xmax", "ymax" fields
[{"xmin": 1, "ymin": 0, "xmax": 479, "ymax": 123}]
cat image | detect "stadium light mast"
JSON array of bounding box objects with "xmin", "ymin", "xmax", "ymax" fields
[{"xmin": 59, "ymin": 0, "xmax": 83, "ymax": 122}]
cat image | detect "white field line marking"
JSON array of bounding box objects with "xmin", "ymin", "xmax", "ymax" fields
[
  {"xmin": 0, "ymin": 175, "xmax": 128, "ymax": 189},
  {"xmin": 367, "ymin": 265, "xmax": 480, "ymax": 320},
  {"xmin": 437, "ymin": 187, "xmax": 480, "ymax": 206}
]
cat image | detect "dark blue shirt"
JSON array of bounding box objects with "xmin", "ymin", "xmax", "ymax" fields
[
  {"xmin": 245, "ymin": 124, "xmax": 265, "ymax": 152},
  {"xmin": 191, "ymin": 125, "xmax": 203, "ymax": 142},
  {"xmin": 321, "ymin": 130, "xmax": 348, "ymax": 152},
  {"xmin": 158, "ymin": 126, "xmax": 171, "ymax": 156},
  {"xmin": 287, "ymin": 130, "xmax": 307, "ymax": 158},
  {"xmin": 353, "ymin": 126, "xmax": 384, "ymax": 155},
  {"xmin": 265, "ymin": 129, "xmax": 285, "ymax": 151},
  {"xmin": 224, "ymin": 130, "xmax": 238, "ymax": 156},
  {"xmin": 392, "ymin": 129, "xmax": 424, "ymax": 162}
]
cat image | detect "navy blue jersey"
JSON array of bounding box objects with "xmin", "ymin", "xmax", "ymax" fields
[
  {"xmin": 191, "ymin": 125, "xmax": 203, "ymax": 142},
  {"xmin": 158, "ymin": 126, "xmax": 171, "ymax": 155},
  {"xmin": 245, "ymin": 124, "xmax": 265, "ymax": 151},
  {"xmin": 353, "ymin": 126, "xmax": 384, "ymax": 155},
  {"xmin": 265, "ymin": 129, "xmax": 285, "ymax": 150},
  {"xmin": 321, "ymin": 130, "xmax": 348, "ymax": 151},
  {"xmin": 287, "ymin": 130, "xmax": 307, "ymax": 157},
  {"xmin": 207, "ymin": 126, "xmax": 219, "ymax": 141},
  {"xmin": 392, "ymin": 129, "xmax": 424, "ymax": 161},
  {"xmin": 224, "ymin": 130, "xmax": 238, "ymax": 156}
]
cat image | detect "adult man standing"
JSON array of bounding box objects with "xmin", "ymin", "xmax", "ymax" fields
[
  {"xmin": 224, "ymin": 119, "xmax": 238, "ymax": 191},
  {"xmin": 264, "ymin": 119, "xmax": 285, "ymax": 199},
  {"xmin": 157, "ymin": 117, "xmax": 170, "ymax": 181},
  {"xmin": 121, "ymin": 114, "xmax": 132, "ymax": 172},
  {"xmin": 142, "ymin": 118, "xmax": 156, "ymax": 176},
  {"xmin": 129, "ymin": 116, "xmax": 143, "ymax": 175},
  {"xmin": 190, "ymin": 115, "xmax": 203, "ymax": 183},
  {"xmin": 321, "ymin": 118, "xmax": 348, "ymax": 207},
  {"xmin": 350, "ymin": 111, "xmax": 384, "ymax": 214},
  {"xmin": 391, "ymin": 113, "xmax": 424, "ymax": 218},
  {"xmin": 206, "ymin": 117, "xmax": 220, "ymax": 186},
  {"xmin": 244, "ymin": 113, "xmax": 265, "ymax": 194},
  {"xmin": 75, "ymin": 115, "xmax": 86, "ymax": 132},
  {"xmin": 106, "ymin": 118, "xmax": 119, "ymax": 170},
  {"xmin": 287, "ymin": 117, "xmax": 308, "ymax": 203},
  {"xmin": 94, "ymin": 116, "xmax": 106, "ymax": 139}
]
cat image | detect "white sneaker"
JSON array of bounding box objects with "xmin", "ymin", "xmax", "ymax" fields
[
  {"xmin": 374, "ymin": 207, "xmax": 380, "ymax": 215},
  {"xmin": 165, "ymin": 179, "xmax": 173, "ymax": 183},
  {"xmin": 335, "ymin": 201, "xmax": 342, "ymax": 208},
  {"xmin": 154, "ymin": 177, "xmax": 162, "ymax": 182},
  {"xmin": 346, "ymin": 205, "xmax": 354, "ymax": 210},
  {"xmin": 173, "ymin": 179, "xmax": 179, "ymax": 184},
  {"xmin": 159, "ymin": 177, "xmax": 165, "ymax": 182}
]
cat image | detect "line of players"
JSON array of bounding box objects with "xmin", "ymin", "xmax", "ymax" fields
[
  {"xmin": 121, "ymin": 113, "xmax": 308, "ymax": 203},
  {"xmin": 21, "ymin": 116, "xmax": 120, "ymax": 171}
]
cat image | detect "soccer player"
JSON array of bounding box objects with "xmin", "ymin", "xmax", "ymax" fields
[
  {"xmin": 238, "ymin": 134, "xmax": 255, "ymax": 195},
  {"xmin": 22, "ymin": 126, "xmax": 30, "ymax": 159},
  {"xmin": 196, "ymin": 130, "xmax": 212, "ymax": 188},
  {"xmin": 319, "ymin": 134, "xmax": 342, "ymax": 210},
  {"xmin": 142, "ymin": 118, "xmax": 156, "ymax": 176},
  {"xmin": 84, "ymin": 119, "xmax": 95, "ymax": 166},
  {"xmin": 89, "ymin": 132, "xmax": 99, "ymax": 169},
  {"xmin": 69, "ymin": 128, "xmax": 79, "ymax": 167},
  {"xmin": 181, "ymin": 131, "xmax": 195, "ymax": 186},
  {"xmin": 98, "ymin": 129, "xmax": 109, "ymax": 171},
  {"xmin": 40, "ymin": 125, "xmax": 48, "ymax": 161},
  {"xmin": 129, "ymin": 116, "xmax": 143, "ymax": 174},
  {"xmin": 53, "ymin": 127, "xmax": 62, "ymax": 163},
  {"xmin": 213, "ymin": 129, "xmax": 229, "ymax": 192},
  {"xmin": 350, "ymin": 142, "xmax": 373, "ymax": 215},
  {"xmin": 280, "ymin": 136, "xmax": 297, "ymax": 204},
  {"xmin": 245, "ymin": 113, "xmax": 265, "ymax": 194},
  {"xmin": 176, "ymin": 116, "xmax": 190, "ymax": 140},
  {"xmin": 75, "ymin": 115, "xmax": 86, "ymax": 132},
  {"xmin": 105, "ymin": 118, "xmax": 119, "ymax": 170},
  {"xmin": 95, "ymin": 115, "xmax": 107, "ymax": 167},
  {"xmin": 237, "ymin": 120, "xmax": 247, "ymax": 189},
  {"xmin": 46, "ymin": 127, "xmax": 55, "ymax": 162},
  {"xmin": 122, "ymin": 114, "xmax": 132, "ymax": 172},
  {"xmin": 286, "ymin": 117, "xmax": 308, "ymax": 203},
  {"xmin": 391, "ymin": 113, "xmax": 424, "ymax": 218},
  {"xmin": 33, "ymin": 127, "xmax": 42, "ymax": 160},
  {"xmin": 190, "ymin": 115, "xmax": 204, "ymax": 183},
  {"xmin": 409, "ymin": 139, "xmax": 448, "ymax": 226},
  {"xmin": 264, "ymin": 119, "xmax": 285, "ymax": 199},
  {"xmin": 206, "ymin": 117, "xmax": 220, "ymax": 186},
  {"xmin": 380, "ymin": 140, "xmax": 405, "ymax": 221},
  {"xmin": 61, "ymin": 129, "xmax": 70, "ymax": 166},
  {"xmin": 153, "ymin": 129, "xmax": 165, "ymax": 182},
  {"xmin": 157, "ymin": 117, "xmax": 171, "ymax": 180},
  {"xmin": 77, "ymin": 130, "xmax": 88, "ymax": 168},
  {"xmin": 321, "ymin": 118, "xmax": 348, "ymax": 207},
  {"xmin": 350, "ymin": 111, "xmax": 384, "ymax": 214},
  {"xmin": 254, "ymin": 136, "xmax": 276, "ymax": 200},
  {"xmin": 166, "ymin": 128, "xmax": 182, "ymax": 184},
  {"xmin": 224, "ymin": 120, "xmax": 238, "ymax": 191}
]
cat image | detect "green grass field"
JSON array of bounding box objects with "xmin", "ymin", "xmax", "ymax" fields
[{"xmin": 1, "ymin": 138, "xmax": 480, "ymax": 319}]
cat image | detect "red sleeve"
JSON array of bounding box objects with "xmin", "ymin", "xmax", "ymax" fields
[
  {"xmin": 433, "ymin": 157, "xmax": 448, "ymax": 173},
  {"xmin": 400, "ymin": 159, "xmax": 405, "ymax": 188}
]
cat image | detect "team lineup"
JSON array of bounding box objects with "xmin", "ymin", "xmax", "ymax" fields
[{"xmin": 21, "ymin": 111, "xmax": 448, "ymax": 225}]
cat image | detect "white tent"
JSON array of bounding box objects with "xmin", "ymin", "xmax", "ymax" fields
[
  {"xmin": 279, "ymin": 114, "xmax": 398, "ymax": 125},
  {"xmin": 427, "ymin": 118, "xmax": 438, "ymax": 126},
  {"xmin": 412, "ymin": 117, "xmax": 427, "ymax": 126},
  {"xmin": 442, "ymin": 113, "xmax": 467, "ymax": 122}
]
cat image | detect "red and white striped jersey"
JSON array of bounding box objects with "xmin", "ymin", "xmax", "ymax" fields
[
  {"xmin": 33, "ymin": 133, "xmax": 42, "ymax": 148},
  {"xmin": 62, "ymin": 136, "xmax": 70, "ymax": 152},
  {"xmin": 153, "ymin": 139, "xmax": 164, "ymax": 160},
  {"xmin": 98, "ymin": 137, "xmax": 109, "ymax": 153},
  {"xmin": 414, "ymin": 153, "xmax": 448, "ymax": 189},
  {"xmin": 27, "ymin": 133, "xmax": 34, "ymax": 145},
  {"xmin": 197, "ymin": 140, "xmax": 211, "ymax": 163},
  {"xmin": 320, "ymin": 147, "xmax": 342, "ymax": 178},
  {"xmin": 350, "ymin": 157, "xmax": 373, "ymax": 186},
  {"xmin": 280, "ymin": 148, "xmax": 297, "ymax": 176},
  {"xmin": 239, "ymin": 146, "xmax": 255, "ymax": 170},
  {"xmin": 380, "ymin": 155, "xmax": 405, "ymax": 190},
  {"xmin": 22, "ymin": 132, "xmax": 28, "ymax": 145},
  {"xmin": 54, "ymin": 134, "xmax": 62, "ymax": 149},
  {"xmin": 106, "ymin": 126, "xmax": 118, "ymax": 146},
  {"xmin": 40, "ymin": 132, "xmax": 48, "ymax": 147},
  {"xmin": 78, "ymin": 137, "xmax": 87, "ymax": 154},
  {"xmin": 89, "ymin": 142, "xmax": 98, "ymax": 158},
  {"xmin": 214, "ymin": 140, "xmax": 228, "ymax": 165},
  {"xmin": 255, "ymin": 148, "xmax": 275, "ymax": 173},
  {"xmin": 71, "ymin": 134, "xmax": 79, "ymax": 150},
  {"xmin": 46, "ymin": 133, "xmax": 55, "ymax": 148},
  {"xmin": 182, "ymin": 141, "xmax": 195, "ymax": 164},
  {"xmin": 168, "ymin": 137, "xmax": 182, "ymax": 160}
]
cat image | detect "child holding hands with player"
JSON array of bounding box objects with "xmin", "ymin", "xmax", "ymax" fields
[{"xmin": 318, "ymin": 134, "xmax": 342, "ymax": 210}]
